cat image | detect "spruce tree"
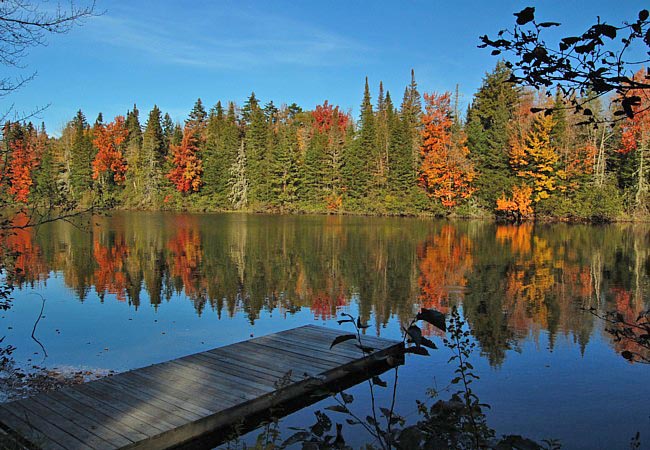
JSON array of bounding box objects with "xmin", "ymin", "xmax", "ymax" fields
[
  {"xmin": 186, "ymin": 98, "xmax": 207, "ymax": 137},
  {"xmin": 270, "ymin": 117, "xmax": 300, "ymax": 210},
  {"xmin": 243, "ymin": 92, "xmax": 270, "ymax": 205},
  {"xmin": 124, "ymin": 105, "xmax": 143, "ymax": 195},
  {"xmin": 401, "ymin": 69, "xmax": 423, "ymax": 179},
  {"xmin": 69, "ymin": 110, "xmax": 94, "ymax": 199},
  {"xmin": 140, "ymin": 105, "xmax": 165, "ymax": 204},
  {"xmin": 466, "ymin": 61, "xmax": 520, "ymax": 208},
  {"xmin": 343, "ymin": 77, "xmax": 374, "ymax": 201}
]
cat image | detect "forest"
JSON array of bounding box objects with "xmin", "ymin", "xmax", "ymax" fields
[{"xmin": 1, "ymin": 63, "xmax": 649, "ymax": 221}]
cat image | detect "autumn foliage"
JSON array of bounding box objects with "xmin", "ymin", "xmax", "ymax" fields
[
  {"xmin": 509, "ymin": 112, "xmax": 563, "ymax": 202},
  {"xmin": 496, "ymin": 185, "xmax": 534, "ymax": 221},
  {"xmin": 92, "ymin": 116, "xmax": 128, "ymax": 184},
  {"xmin": 419, "ymin": 92, "xmax": 476, "ymax": 208},
  {"xmin": 167, "ymin": 126, "xmax": 203, "ymax": 193},
  {"xmin": 311, "ymin": 100, "xmax": 349, "ymax": 134},
  {"xmin": 8, "ymin": 136, "xmax": 39, "ymax": 202}
]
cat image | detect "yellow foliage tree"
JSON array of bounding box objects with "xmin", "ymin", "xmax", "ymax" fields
[{"xmin": 509, "ymin": 113, "xmax": 565, "ymax": 202}]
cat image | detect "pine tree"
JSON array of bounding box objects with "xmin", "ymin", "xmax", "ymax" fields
[
  {"xmin": 186, "ymin": 98, "xmax": 207, "ymax": 138},
  {"xmin": 388, "ymin": 93, "xmax": 414, "ymax": 193},
  {"xmin": 466, "ymin": 61, "xmax": 520, "ymax": 208},
  {"xmin": 140, "ymin": 105, "xmax": 166, "ymax": 204},
  {"xmin": 343, "ymin": 77, "xmax": 374, "ymax": 201},
  {"xmin": 401, "ymin": 69, "xmax": 422, "ymax": 179},
  {"xmin": 244, "ymin": 92, "xmax": 270, "ymax": 205},
  {"xmin": 69, "ymin": 110, "xmax": 94, "ymax": 199},
  {"xmin": 124, "ymin": 105, "xmax": 143, "ymax": 193},
  {"xmin": 162, "ymin": 113, "xmax": 175, "ymax": 150},
  {"xmin": 270, "ymin": 115, "xmax": 300, "ymax": 210},
  {"xmin": 375, "ymin": 81, "xmax": 390, "ymax": 189}
]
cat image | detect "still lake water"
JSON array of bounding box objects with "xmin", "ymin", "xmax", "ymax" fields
[{"xmin": 2, "ymin": 212, "xmax": 649, "ymax": 449}]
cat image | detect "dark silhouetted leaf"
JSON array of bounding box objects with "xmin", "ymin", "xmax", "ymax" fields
[
  {"xmin": 538, "ymin": 22, "xmax": 560, "ymax": 28},
  {"xmin": 325, "ymin": 405, "xmax": 349, "ymax": 413},
  {"xmin": 282, "ymin": 431, "xmax": 311, "ymax": 446},
  {"xmin": 622, "ymin": 350, "xmax": 634, "ymax": 360},
  {"xmin": 406, "ymin": 324, "xmax": 422, "ymax": 346},
  {"xmin": 337, "ymin": 319, "xmax": 354, "ymax": 325},
  {"xmin": 514, "ymin": 7, "xmax": 535, "ymax": 25},
  {"xmin": 594, "ymin": 24, "xmax": 617, "ymax": 39},
  {"xmin": 405, "ymin": 346, "xmax": 430, "ymax": 356},
  {"xmin": 357, "ymin": 317, "xmax": 370, "ymax": 329},
  {"xmin": 421, "ymin": 336, "xmax": 438, "ymax": 350},
  {"xmin": 330, "ymin": 334, "xmax": 356, "ymax": 349},
  {"xmin": 416, "ymin": 308, "xmax": 446, "ymax": 332},
  {"xmin": 491, "ymin": 50, "xmax": 501, "ymax": 56},
  {"xmin": 583, "ymin": 108, "xmax": 593, "ymax": 116},
  {"xmin": 340, "ymin": 392, "xmax": 353, "ymax": 404},
  {"xmin": 372, "ymin": 375, "xmax": 387, "ymax": 387},
  {"xmin": 530, "ymin": 107, "xmax": 544, "ymax": 113},
  {"xmin": 640, "ymin": 9, "xmax": 649, "ymax": 21}
]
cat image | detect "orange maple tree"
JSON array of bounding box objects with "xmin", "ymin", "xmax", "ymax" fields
[
  {"xmin": 419, "ymin": 92, "xmax": 476, "ymax": 208},
  {"xmin": 7, "ymin": 134, "xmax": 39, "ymax": 202},
  {"xmin": 496, "ymin": 185, "xmax": 534, "ymax": 221},
  {"xmin": 167, "ymin": 126, "xmax": 203, "ymax": 193},
  {"xmin": 92, "ymin": 116, "xmax": 128, "ymax": 184}
]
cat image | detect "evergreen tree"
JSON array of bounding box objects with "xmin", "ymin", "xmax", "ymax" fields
[
  {"xmin": 343, "ymin": 77, "xmax": 375, "ymax": 201},
  {"xmin": 203, "ymin": 100, "xmax": 240, "ymax": 204},
  {"xmin": 388, "ymin": 93, "xmax": 414, "ymax": 193},
  {"xmin": 124, "ymin": 105, "xmax": 143, "ymax": 195},
  {"xmin": 140, "ymin": 105, "xmax": 166, "ymax": 204},
  {"xmin": 270, "ymin": 115, "xmax": 300, "ymax": 210},
  {"xmin": 186, "ymin": 98, "xmax": 207, "ymax": 137},
  {"xmin": 69, "ymin": 110, "xmax": 94, "ymax": 199},
  {"xmin": 243, "ymin": 92, "xmax": 270, "ymax": 205},
  {"xmin": 162, "ymin": 113, "xmax": 175, "ymax": 150},
  {"xmin": 466, "ymin": 61, "xmax": 520, "ymax": 208},
  {"xmin": 401, "ymin": 69, "xmax": 422, "ymax": 179},
  {"xmin": 375, "ymin": 81, "xmax": 390, "ymax": 189}
]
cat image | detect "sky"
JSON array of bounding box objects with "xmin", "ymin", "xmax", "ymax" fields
[{"xmin": 4, "ymin": 0, "xmax": 646, "ymax": 134}]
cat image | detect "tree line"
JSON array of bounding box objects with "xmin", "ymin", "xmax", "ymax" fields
[{"xmin": 1, "ymin": 63, "xmax": 648, "ymax": 220}]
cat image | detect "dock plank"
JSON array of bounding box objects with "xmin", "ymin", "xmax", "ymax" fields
[{"xmin": 0, "ymin": 325, "xmax": 403, "ymax": 449}]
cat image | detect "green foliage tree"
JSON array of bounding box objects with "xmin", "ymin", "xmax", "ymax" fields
[
  {"xmin": 69, "ymin": 110, "xmax": 94, "ymax": 200},
  {"xmin": 466, "ymin": 62, "xmax": 520, "ymax": 208}
]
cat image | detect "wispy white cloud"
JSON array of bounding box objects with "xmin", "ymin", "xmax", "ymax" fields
[{"xmin": 87, "ymin": 5, "xmax": 371, "ymax": 70}]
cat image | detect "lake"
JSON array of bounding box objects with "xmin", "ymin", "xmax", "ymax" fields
[{"xmin": 2, "ymin": 212, "xmax": 649, "ymax": 449}]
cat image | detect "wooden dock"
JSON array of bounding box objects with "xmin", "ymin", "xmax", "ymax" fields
[{"xmin": 0, "ymin": 325, "xmax": 403, "ymax": 449}]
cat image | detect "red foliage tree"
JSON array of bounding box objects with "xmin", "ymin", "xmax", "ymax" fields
[
  {"xmin": 7, "ymin": 135, "xmax": 38, "ymax": 202},
  {"xmin": 420, "ymin": 92, "xmax": 476, "ymax": 208},
  {"xmin": 167, "ymin": 126, "xmax": 203, "ymax": 193},
  {"xmin": 92, "ymin": 116, "xmax": 128, "ymax": 184},
  {"xmin": 312, "ymin": 100, "xmax": 349, "ymax": 134}
]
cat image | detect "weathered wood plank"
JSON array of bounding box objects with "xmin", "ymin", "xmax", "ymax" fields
[
  {"xmin": 0, "ymin": 404, "xmax": 68, "ymax": 450},
  {"xmin": 0, "ymin": 325, "xmax": 404, "ymax": 450},
  {"xmin": 2, "ymin": 401, "xmax": 105, "ymax": 450},
  {"xmin": 30, "ymin": 394, "xmax": 134, "ymax": 448}
]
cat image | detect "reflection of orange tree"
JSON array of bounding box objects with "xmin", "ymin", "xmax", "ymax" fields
[
  {"xmin": 1, "ymin": 214, "xmax": 48, "ymax": 286},
  {"xmin": 92, "ymin": 228, "xmax": 129, "ymax": 302},
  {"xmin": 417, "ymin": 225, "xmax": 473, "ymax": 335},
  {"xmin": 167, "ymin": 217, "xmax": 207, "ymax": 307},
  {"xmin": 608, "ymin": 287, "xmax": 650, "ymax": 363}
]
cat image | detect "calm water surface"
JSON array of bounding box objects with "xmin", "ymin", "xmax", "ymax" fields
[{"xmin": 2, "ymin": 212, "xmax": 649, "ymax": 449}]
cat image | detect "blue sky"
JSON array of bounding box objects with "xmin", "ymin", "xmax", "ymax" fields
[{"xmin": 5, "ymin": 0, "xmax": 644, "ymax": 133}]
